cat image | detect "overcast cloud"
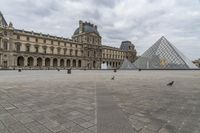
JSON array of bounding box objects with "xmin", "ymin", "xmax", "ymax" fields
[{"xmin": 1, "ymin": 0, "xmax": 200, "ymax": 60}]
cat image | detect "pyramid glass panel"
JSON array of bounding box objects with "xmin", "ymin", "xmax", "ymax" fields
[
  {"xmin": 120, "ymin": 58, "xmax": 136, "ymax": 69},
  {"xmin": 134, "ymin": 36, "xmax": 197, "ymax": 69}
]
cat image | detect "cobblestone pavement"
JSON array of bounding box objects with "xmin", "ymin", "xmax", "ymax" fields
[{"xmin": 0, "ymin": 70, "xmax": 200, "ymax": 133}]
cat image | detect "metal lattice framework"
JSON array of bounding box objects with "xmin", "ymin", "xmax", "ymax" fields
[{"xmin": 134, "ymin": 36, "xmax": 197, "ymax": 69}]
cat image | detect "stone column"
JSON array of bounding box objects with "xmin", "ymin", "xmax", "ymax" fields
[
  {"xmin": 76, "ymin": 59, "xmax": 78, "ymax": 68},
  {"xmin": 0, "ymin": 38, "xmax": 2, "ymax": 49},
  {"xmin": 57, "ymin": 58, "xmax": 60, "ymax": 67},
  {"xmin": 50, "ymin": 58, "xmax": 53, "ymax": 67},
  {"xmin": 64, "ymin": 59, "xmax": 67, "ymax": 67},
  {"xmin": 24, "ymin": 56, "xmax": 28, "ymax": 67},
  {"xmin": 42, "ymin": 58, "xmax": 45, "ymax": 67},
  {"xmin": 0, "ymin": 54, "xmax": 2, "ymax": 67},
  {"xmin": 13, "ymin": 55, "xmax": 17, "ymax": 67},
  {"xmin": 34, "ymin": 57, "xmax": 37, "ymax": 67},
  {"xmin": 70, "ymin": 59, "xmax": 73, "ymax": 67}
]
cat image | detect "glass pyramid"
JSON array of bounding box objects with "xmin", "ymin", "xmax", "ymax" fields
[
  {"xmin": 134, "ymin": 36, "xmax": 197, "ymax": 69},
  {"xmin": 120, "ymin": 58, "xmax": 136, "ymax": 69}
]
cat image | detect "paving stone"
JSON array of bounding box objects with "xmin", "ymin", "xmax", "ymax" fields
[
  {"xmin": 69, "ymin": 124, "xmax": 85, "ymax": 132},
  {"xmin": 14, "ymin": 113, "xmax": 34, "ymax": 124},
  {"xmin": 79, "ymin": 129, "xmax": 94, "ymax": 133},
  {"xmin": 61, "ymin": 121, "xmax": 76, "ymax": 129},
  {"xmin": 96, "ymin": 86, "xmax": 135, "ymax": 133},
  {"xmin": 0, "ymin": 128, "xmax": 10, "ymax": 133},
  {"xmin": 88, "ymin": 125, "xmax": 96, "ymax": 133},
  {"xmin": 80, "ymin": 121, "xmax": 94, "ymax": 128},
  {"xmin": 0, "ymin": 121, "xmax": 5, "ymax": 130},
  {"xmin": 0, "ymin": 70, "xmax": 200, "ymax": 133},
  {"xmin": 73, "ymin": 118, "xmax": 87, "ymax": 125}
]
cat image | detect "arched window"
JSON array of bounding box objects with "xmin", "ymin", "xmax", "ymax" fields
[
  {"xmin": 78, "ymin": 60, "xmax": 81, "ymax": 68},
  {"xmin": 15, "ymin": 42, "xmax": 21, "ymax": 52},
  {"xmin": 3, "ymin": 41, "xmax": 8, "ymax": 50}
]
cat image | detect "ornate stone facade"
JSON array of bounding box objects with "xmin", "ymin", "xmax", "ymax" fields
[
  {"xmin": 0, "ymin": 12, "xmax": 136, "ymax": 69},
  {"xmin": 193, "ymin": 59, "xmax": 200, "ymax": 68}
]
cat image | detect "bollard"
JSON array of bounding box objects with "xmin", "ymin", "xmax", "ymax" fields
[
  {"xmin": 57, "ymin": 68, "xmax": 60, "ymax": 71},
  {"xmin": 138, "ymin": 69, "xmax": 141, "ymax": 71},
  {"xmin": 114, "ymin": 69, "xmax": 117, "ymax": 72},
  {"xmin": 67, "ymin": 69, "xmax": 71, "ymax": 74},
  {"xmin": 18, "ymin": 69, "xmax": 21, "ymax": 72}
]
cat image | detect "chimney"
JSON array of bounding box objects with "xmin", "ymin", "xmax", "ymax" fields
[
  {"xmin": 79, "ymin": 20, "xmax": 83, "ymax": 34},
  {"xmin": 9, "ymin": 22, "xmax": 13, "ymax": 28},
  {"xmin": 94, "ymin": 25, "xmax": 97, "ymax": 30}
]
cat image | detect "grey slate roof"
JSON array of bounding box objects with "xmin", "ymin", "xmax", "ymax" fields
[
  {"xmin": 120, "ymin": 41, "xmax": 135, "ymax": 51},
  {"xmin": 73, "ymin": 25, "xmax": 99, "ymax": 36},
  {"xmin": 0, "ymin": 11, "xmax": 8, "ymax": 26}
]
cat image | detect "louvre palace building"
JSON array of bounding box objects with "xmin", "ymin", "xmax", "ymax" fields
[{"xmin": 0, "ymin": 12, "xmax": 136, "ymax": 69}]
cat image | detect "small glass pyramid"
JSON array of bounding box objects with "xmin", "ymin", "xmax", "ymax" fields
[
  {"xmin": 134, "ymin": 36, "xmax": 197, "ymax": 69},
  {"xmin": 120, "ymin": 58, "xmax": 136, "ymax": 69}
]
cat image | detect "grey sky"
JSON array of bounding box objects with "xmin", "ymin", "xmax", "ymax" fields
[{"xmin": 1, "ymin": 0, "xmax": 200, "ymax": 60}]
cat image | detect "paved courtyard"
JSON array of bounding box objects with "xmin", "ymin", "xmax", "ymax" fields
[{"xmin": 0, "ymin": 70, "xmax": 200, "ymax": 133}]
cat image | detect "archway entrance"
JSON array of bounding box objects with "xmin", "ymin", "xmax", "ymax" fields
[
  {"xmin": 72, "ymin": 60, "xmax": 76, "ymax": 67},
  {"xmin": 27, "ymin": 57, "xmax": 34, "ymax": 67},
  {"xmin": 37, "ymin": 57, "xmax": 42, "ymax": 67},
  {"xmin": 17, "ymin": 56, "xmax": 24, "ymax": 67},
  {"xmin": 67, "ymin": 59, "xmax": 71, "ymax": 67},
  {"xmin": 78, "ymin": 60, "xmax": 81, "ymax": 68},
  {"xmin": 93, "ymin": 61, "xmax": 96, "ymax": 69},
  {"xmin": 60, "ymin": 59, "xmax": 64, "ymax": 67},
  {"xmin": 45, "ymin": 58, "xmax": 50, "ymax": 67},
  {"xmin": 53, "ymin": 58, "xmax": 58, "ymax": 67}
]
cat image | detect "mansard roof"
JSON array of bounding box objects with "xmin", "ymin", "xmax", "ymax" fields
[
  {"xmin": 73, "ymin": 22, "xmax": 99, "ymax": 36},
  {"xmin": 0, "ymin": 11, "xmax": 8, "ymax": 26}
]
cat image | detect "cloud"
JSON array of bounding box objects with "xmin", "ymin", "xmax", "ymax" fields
[{"xmin": 0, "ymin": 0, "xmax": 200, "ymax": 60}]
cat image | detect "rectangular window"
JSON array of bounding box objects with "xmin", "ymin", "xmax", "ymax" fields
[
  {"xmin": 26, "ymin": 46, "xmax": 30, "ymax": 52},
  {"xmin": 16, "ymin": 44, "xmax": 20, "ymax": 52},
  {"xmin": 64, "ymin": 49, "xmax": 67, "ymax": 55},
  {"xmin": 27, "ymin": 36, "xmax": 29, "ymax": 41},
  {"xmin": 88, "ymin": 51, "xmax": 90, "ymax": 57},
  {"xmin": 70, "ymin": 49, "xmax": 73, "ymax": 56},
  {"xmin": 3, "ymin": 41, "xmax": 8, "ymax": 50},
  {"xmin": 57, "ymin": 48, "xmax": 60, "ymax": 54},
  {"xmin": 17, "ymin": 35, "xmax": 20, "ymax": 40},
  {"xmin": 35, "ymin": 47, "xmax": 39, "ymax": 53}
]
